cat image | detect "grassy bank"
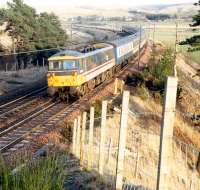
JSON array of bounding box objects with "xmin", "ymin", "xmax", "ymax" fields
[
  {"xmin": 0, "ymin": 155, "xmax": 65, "ymax": 190},
  {"xmin": 147, "ymin": 22, "xmax": 200, "ymax": 65}
]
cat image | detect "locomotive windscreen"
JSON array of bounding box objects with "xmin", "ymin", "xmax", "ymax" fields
[{"xmin": 49, "ymin": 60, "xmax": 79, "ymax": 71}]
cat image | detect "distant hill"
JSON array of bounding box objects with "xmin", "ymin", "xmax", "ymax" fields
[
  {"xmin": 1, "ymin": 2, "xmax": 196, "ymax": 20},
  {"xmin": 133, "ymin": 3, "xmax": 198, "ymax": 18},
  {"xmin": 49, "ymin": 3, "xmax": 197, "ymax": 19}
]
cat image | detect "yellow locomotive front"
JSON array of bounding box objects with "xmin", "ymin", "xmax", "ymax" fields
[
  {"xmin": 47, "ymin": 53, "xmax": 86, "ymax": 99},
  {"xmin": 48, "ymin": 56, "xmax": 85, "ymax": 87}
]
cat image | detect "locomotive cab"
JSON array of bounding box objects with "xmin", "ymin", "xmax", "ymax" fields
[{"xmin": 47, "ymin": 43, "xmax": 115, "ymax": 99}]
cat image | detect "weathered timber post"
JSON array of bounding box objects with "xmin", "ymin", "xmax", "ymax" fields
[
  {"xmin": 80, "ymin": 112, "xmax": 87, "ymax": 165},
  {"xmin": 36, "ymin": 60, "xmax": 39, "ymax": 68},
  {"xmin": 5, "ymin": 63, "xmax": 8, "ymax": 72},
  {"xmin": 107, "ymin": 138, "xmax": 112, "ymax": 164},
  {"xmin": 15, "ymin": 62, "xmax": 18, "ymax": 71},
  {"xmin": 72, "ymin": 119, "xmax": 77, "ymax": 155},
  {"xmin": 99, "ymin": 101, "xmax": 107, "ymax": 175},
  {"xmin": 42, "ymin": 58, "xmax": 45, "ymax": 69},
  {"xmin": 88, "ymin": 107, "xmax": 95, "ymax": 169},
  {"xmin": 114, "ymin": 78, "xmax": 118, "ymax": 95},
  {"xmin": 120, "ymin": 80, "xmax": 125, "ymax": 94},
  {"xmin": 76, "ymin": 116, "xmax": 81, "ymax": 159},
  {"xmin": 115, "ymin": 91, "xmax": 130, "ymax": 190},
  {"xmin": 156, "ymin": 77, "xmax": 178, "ymax": 190}
]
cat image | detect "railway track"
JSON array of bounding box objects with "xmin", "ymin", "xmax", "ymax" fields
[
  {"xmin": 0, "ymin": 42, "xmax": 148, "ymax": 156},
  {"xmin": 0, "ymin": 76, "xmax": 112, "ymax": 155},
  {"xmin": 0, "ymin": 87, "xmax": 47, "ymax": 114},
  {"xmin": 0, "ymin": 100, "xmax": 67, "ymax": 154}
]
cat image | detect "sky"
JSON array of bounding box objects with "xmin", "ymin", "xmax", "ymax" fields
[{"xmin": 0, "ymin": 0, "xmax": 196, "ymax": 9}]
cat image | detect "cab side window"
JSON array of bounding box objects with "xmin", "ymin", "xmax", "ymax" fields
[
  {"xmin": 79, "ymin": 59, "xmax": 85, "ymax": 72},
  {"xmin": 85, "ymin": 56, "xmax": 95, "ymax": 71}
]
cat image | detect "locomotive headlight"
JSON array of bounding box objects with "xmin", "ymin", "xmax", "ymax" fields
[
  {"xmin": 47, "ymin": 73, "xmax": 55, "ymax": 77},
  {"xmin": 72, "ymin": 72, "xmax": 78, "ymax": 76},
  {"xmin": 47, "ymin": 73, "xmax": 51, "ymax": 77}
]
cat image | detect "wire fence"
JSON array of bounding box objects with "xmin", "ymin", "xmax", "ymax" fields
[{"xmin": 71, "ymin": 77, "xmax": 200, "ymax": 190}]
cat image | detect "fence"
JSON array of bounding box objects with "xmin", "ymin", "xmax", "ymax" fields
[
  {"xmin": 0, "ymin": 55, "xmax": 48, "ymax": 72},
  {"xmin": 70, "ymin": 76, "xmax": 200, "ymax": 190}
]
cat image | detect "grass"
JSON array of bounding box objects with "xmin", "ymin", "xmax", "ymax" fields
[
  {"xmin": 146, "ymin": 22, "xmax": 200, "ymax": 65},
  {"xmin": 0, "ymin": 154, "xmax": 65, "ymax": 190}
]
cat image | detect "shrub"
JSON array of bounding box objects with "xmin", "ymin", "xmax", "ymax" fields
[
  {"xmin": 149, "ymin": 48, "xmax": 174, "ymax": 82},
  {"xmin": 92, "ymin": 100, "xmax": 114, "ymax": 118},
  {"xmin": 143, "ymin": 48, "xmax": 175, "ymax": 94},
  {"xmin": 126, "ymin": 48, "xmax": 176, "ymax": 101},
  {"xmin": 135, "ymin": 85, "xmax": 150, "ymax": 100}
]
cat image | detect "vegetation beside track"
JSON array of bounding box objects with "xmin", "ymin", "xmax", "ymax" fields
[
  {"xmin": 0, "ymin": 154, "xmax": 65, "ymax": 190},
  {"xmin": 148, "ymin": 24, "xmax": 200, "ymax": 65},
  {"xmin": 126, "ymin": 48, "xmax": 175, "ymax": 101}
]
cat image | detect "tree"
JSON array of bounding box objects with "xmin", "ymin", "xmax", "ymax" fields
[
  {"xmin": 180, "ymin": 1, "xmax": 200, "ymax": 51},
  {"xmin": 138, "ymin": 49, "xmax": 175, "ymax": 92},
  {"xmin": 191, "ymin": 1, "xmax": 200, "ymax": 27},
  {"xmin": 145, "ymin": 13, "xmax": 171, "ymax": 21},
  {"xmin": 0, "ymin": 9, "xmax": 6, "ymax": 23},
  {"xmin": 5, "ymin": 0, "xmax": 67, "ymax": 52},
  {"xmin": 0, "ymin": 0, "xmax": 68, "ymax": 65}
]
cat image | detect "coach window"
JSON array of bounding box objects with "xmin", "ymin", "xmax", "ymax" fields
[
  {"xmin": 86, "ymin": 56, "xmax": 95, "ymax": 70},
  {"xmin": 101, "ymin": 52, "xmax": 108, "ymax": 62},
  {"xmin": 96, "ymin": 52, "xmax": 104, "ymax": 65},
  {"xmin": 107, "ymin": 50, "xmax": 114, "ymax": 60},
  {"xmin": 79, "ymin": 59, "xmax": 85, "ymax": 73}
]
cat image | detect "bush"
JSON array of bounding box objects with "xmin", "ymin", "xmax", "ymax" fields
[
  {"xmin": 149, "ymin": 49, "xmax": 174, "ymax": 82},
  {"xmin": 126, "ymin": 48, "xmax": 176, "ymax": 101},
  {"xmin": 135, "ymin": 85, "xmax": 150, "ymax": 100},
  {"xmin": 142, "ymin": 48, "xmax": 175, "ymax": 93},
  {"xmin": 0, "ymin": 154, "xmax": 65, "ymax": 190},
  {"xmin": 92, "ymin": 100, "xmax": 114, "ymax": 118}
]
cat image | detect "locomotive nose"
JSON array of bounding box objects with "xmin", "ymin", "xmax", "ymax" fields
[{"xmin": 47, "ymin": 72, "xmax": 55, "ymax": 77}]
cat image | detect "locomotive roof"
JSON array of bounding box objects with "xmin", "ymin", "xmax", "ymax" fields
[{"xmin": 48, "ymin": 43, "xmax": 112, "ymax": 61}]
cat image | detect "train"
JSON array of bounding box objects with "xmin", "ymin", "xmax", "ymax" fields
[{"xmin": 47, "ymin": 26, "xmax": 146, "ymax": 100}]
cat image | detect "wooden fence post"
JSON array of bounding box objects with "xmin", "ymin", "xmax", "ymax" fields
[
  {"xmin": 99, "ymin": 101, "xmax": 107, "ymax": 175},
  {"xmin": 114, "ymin": 78, "xmax": 118, "ymax": 95},
  {"xmin": 80, "ymin": 112, "xmax": 87, "ymax": 165},
  {"xmin": 5, "ymin": 63, "xmax": 8, "ymax": 72},
  {"xmin": 43, "ymin": 58, "xmax": 45, "ymax": 69},
  {"xmin": 76, "ymin": 116, "xmax": 81, "ymax": 159},
  {"xmin": 72, "ymin": 119, "xmax": 77, "ymax": 155},
  {"xmin": 120, "ymin": 80, "xmax": 125, "ymax": 94},
  {"xmin": 156, "ymin": 77, "xmax": 178, "ymax": 190},
  {"xmin": 107, "ymin": 138, "xmax": 112, "ymax": 164},
  {"xmin": 15, "ymin": 62, "xmax": 18, "ymax": 71},
  {"xmin": 88, "ymin": 107, "xmax": 95, "ymax": 169},
  {"xmin": 37, "ymin": 60, "xmax": 39, "ymax": 68},
  {"xmin": 115, "ymin": 91, "xmax": 130, "ymax": 190}
]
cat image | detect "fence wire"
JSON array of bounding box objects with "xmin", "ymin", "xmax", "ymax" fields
[{"xmin": 73, "ymin": 107, "xmax": 200, "ymax": 190}]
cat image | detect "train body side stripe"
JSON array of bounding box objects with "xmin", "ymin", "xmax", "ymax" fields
[{"xmin": 84, "ymin": 59, "xmax": 115, "ymax": 81}]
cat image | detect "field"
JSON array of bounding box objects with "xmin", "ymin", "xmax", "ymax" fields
[
  {"xmin": 103, "ymin": 20, "xmax": 199, "ymax": 64},
  {"xmin": 147, "ymin": 22, "xmax": 200, "ymax": 65}
]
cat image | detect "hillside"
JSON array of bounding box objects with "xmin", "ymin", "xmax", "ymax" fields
[
  {"xmin": 135, "ymin": 3, "xmax": 198, "ymax": 18},
  {"xmin": 39, "ymin": 3, "xmax": 198, "ymax": 19}
]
